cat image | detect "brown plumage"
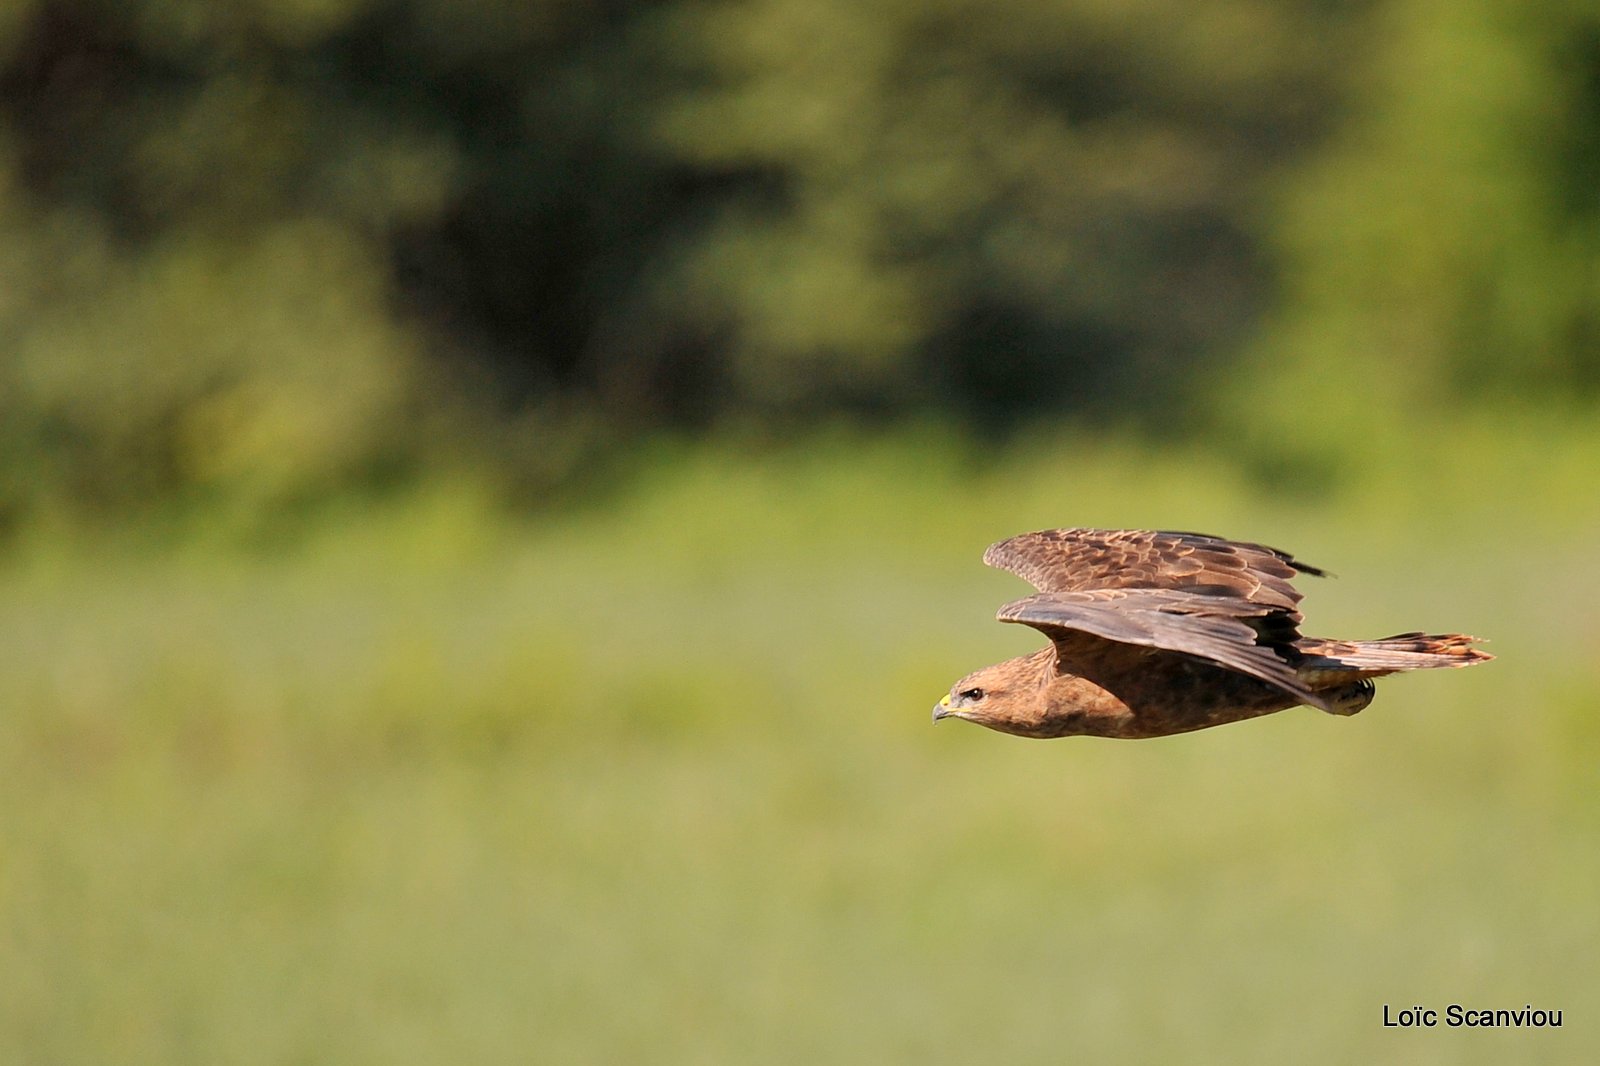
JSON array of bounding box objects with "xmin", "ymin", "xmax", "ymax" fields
[{"xmin": 933, "ymin": 528, "xmax": 1491, "ymax": 740}]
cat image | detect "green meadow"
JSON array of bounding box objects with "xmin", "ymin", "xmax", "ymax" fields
[
  {"xmin": 4, "ymin": 2, "xmax": 1598, "ymax": 1061},
  {"xmin": 4, "ymin": 424, "xmax": 1595, "ymax": 1065}
]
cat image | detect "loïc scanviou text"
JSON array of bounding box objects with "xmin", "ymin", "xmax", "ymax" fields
[{"xmin": 1383, "ymin": 1004, "xmax": 1562, "ymax": 1028}]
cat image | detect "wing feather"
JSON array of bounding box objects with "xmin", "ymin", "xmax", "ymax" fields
[
  {"xmin": 983, "ymin": 528, "xmax": 1325, "ymax": 615},
  {"xmin": 997, "ymin": 589, "xmax": 1333, "ymax": 711}
]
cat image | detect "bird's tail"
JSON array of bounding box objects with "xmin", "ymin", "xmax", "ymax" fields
[{"xmin": 1296, "ymin": 632, "xmax": 1492, "ymax": 681}]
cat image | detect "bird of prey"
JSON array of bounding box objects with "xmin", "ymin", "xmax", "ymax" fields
[{"xmin": 933, "ymin": 528, "xmax": 1490, "ymax": 739}]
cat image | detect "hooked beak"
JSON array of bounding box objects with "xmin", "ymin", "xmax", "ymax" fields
[{"xmin": 932, "ymin": 693, "xmax": 952, "ymax": 724}]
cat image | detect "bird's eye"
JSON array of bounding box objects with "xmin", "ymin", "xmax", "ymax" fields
[{"xmin": 960, "ymin": 687, "xmax": 985, "ymax": 701}]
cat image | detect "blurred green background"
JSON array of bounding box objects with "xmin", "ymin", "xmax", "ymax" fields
[{"xmin": 2, "ymin": 1, "xmax": 1597, "ymax": 1062}]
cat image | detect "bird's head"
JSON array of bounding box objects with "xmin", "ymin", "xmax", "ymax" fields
[
  {"xmin": 932, "ymin": 650, "xmax": 1067, "ymax": 737},
  {"xmin": 932, "ymin": 664, "xmax": 1017, "ymax": 729}
]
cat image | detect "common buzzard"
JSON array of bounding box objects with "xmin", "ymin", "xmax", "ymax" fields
[{"xmin": 933, "ymin": 528, "xmax": 1490, "ymax": 739}]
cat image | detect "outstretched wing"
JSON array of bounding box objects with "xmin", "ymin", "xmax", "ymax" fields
[
  {"xmin": 997, "ymin": 588, "xmax": 1333, "ymax": 711},
  {"xmin": 984, "ymin": 529, "xmax": 1333, "ymax": 710},
  {"xmin": 983, "ymin": 528, "xmax": 1325, "ymax": 615}
]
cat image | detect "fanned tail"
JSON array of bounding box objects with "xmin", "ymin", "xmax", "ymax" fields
[{"xmin": 1296, "ymin": 632, "xmax": 1492, "ymax": 681}]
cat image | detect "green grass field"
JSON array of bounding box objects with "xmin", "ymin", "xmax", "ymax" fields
[{"xmin": 3, "ymin": 426, "xmax": 1596, "ymax": 1064}]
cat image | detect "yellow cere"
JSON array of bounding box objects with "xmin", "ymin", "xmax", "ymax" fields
[{"xmin": 939, "ymin": 693, "xmax": 951, "ymax": 707}]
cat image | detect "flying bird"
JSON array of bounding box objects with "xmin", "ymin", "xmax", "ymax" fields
[{"xmin": 934, "ymin": 528, "xmax": 1490, "ymax": 739}]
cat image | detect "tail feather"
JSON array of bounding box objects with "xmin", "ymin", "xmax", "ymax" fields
[{"xmin": 1296, "ymin": 632, "xmax": 1492, "ymax": 681}]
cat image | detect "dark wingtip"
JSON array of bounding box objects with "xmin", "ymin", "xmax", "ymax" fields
[{"xmin": 1270, "ymin": 545, "xmax": 1330, "ymax": 578}]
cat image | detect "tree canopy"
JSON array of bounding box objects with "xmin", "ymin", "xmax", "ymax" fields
[{"xmin": 1, "ymin": 0, "xmax": 1595, "ymax": 527}]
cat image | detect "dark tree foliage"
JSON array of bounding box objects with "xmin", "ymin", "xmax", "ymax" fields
[{"xmin": 0, "ymin": 0, "xmax": 1594, "ymax": 525}]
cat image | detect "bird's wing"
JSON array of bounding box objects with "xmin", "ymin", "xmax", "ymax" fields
[
  {"xmin": 983, "ymin": 528, "xmax": 1325, "ymax": 614},
  {"xmin": 997, "ymin": 588, "xmax": 1333, "ymax": 711}
]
